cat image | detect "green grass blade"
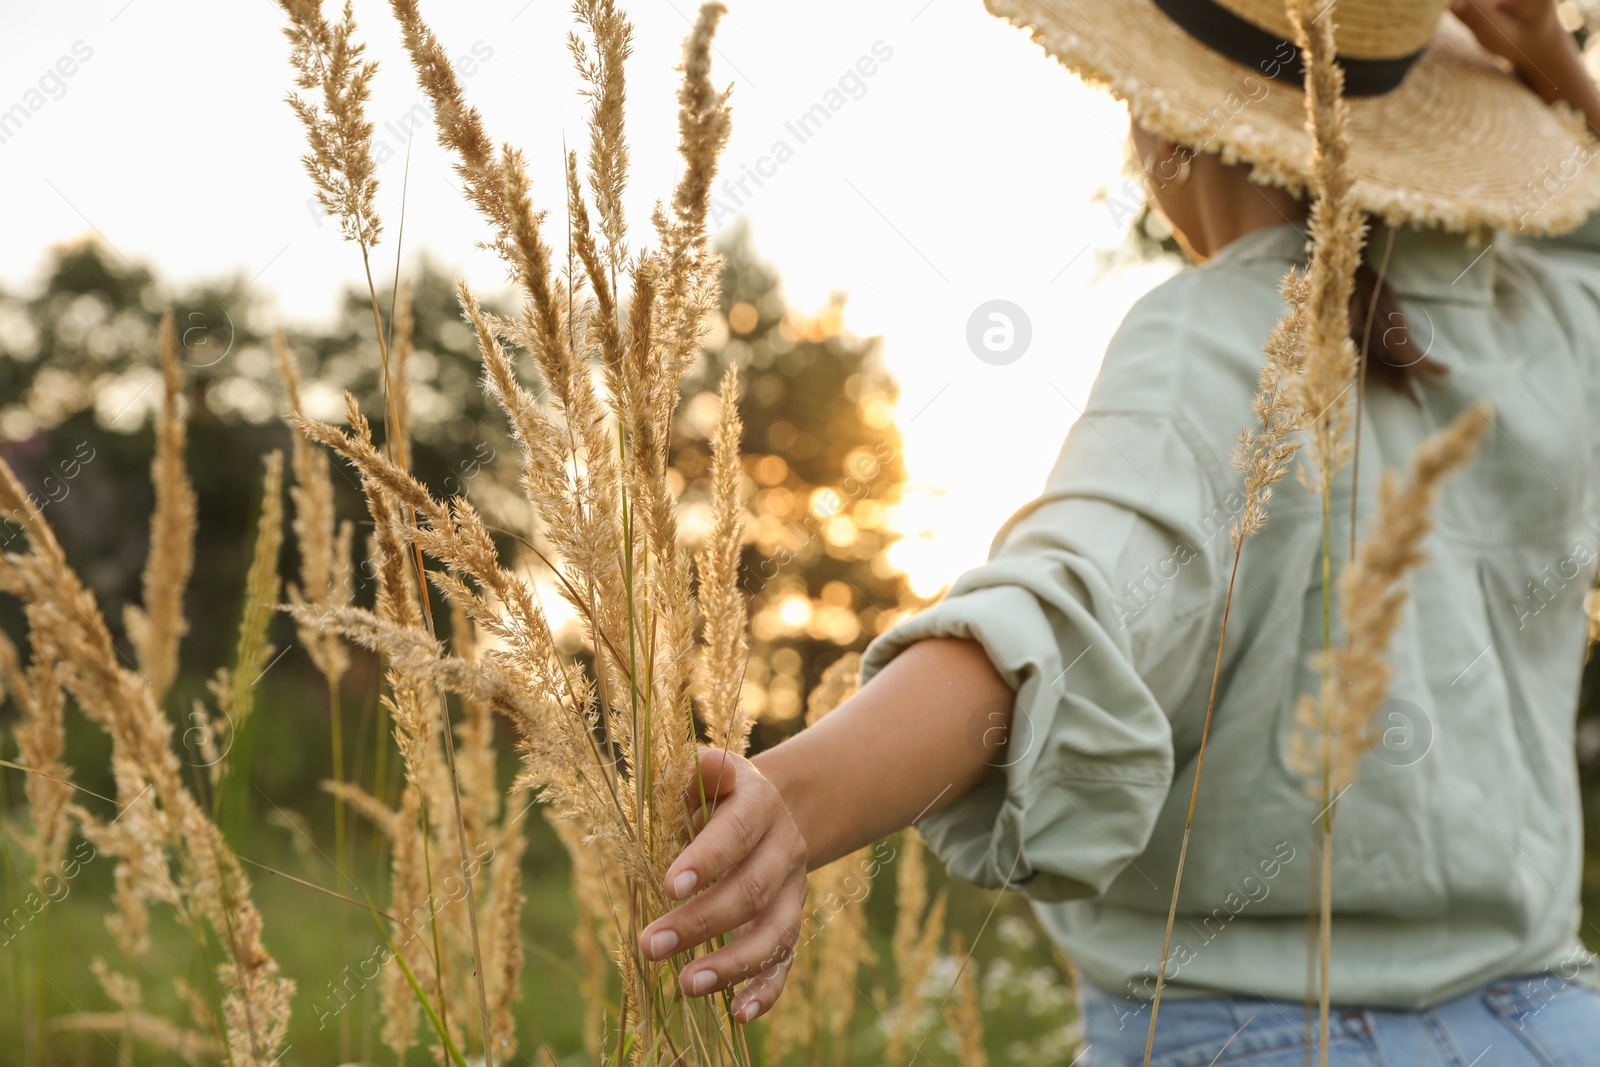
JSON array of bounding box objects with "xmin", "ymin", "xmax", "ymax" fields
[{"xmin": 360, "ymin": 892, "xmax": 470, "ymax": 1067}]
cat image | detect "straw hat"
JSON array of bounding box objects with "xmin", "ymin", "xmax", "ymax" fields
[{"xmin": 988, "ymin": 0, "xmax": 1600, "ymax": 234}]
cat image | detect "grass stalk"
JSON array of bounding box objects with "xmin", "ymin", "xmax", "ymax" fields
[
  {"xmin": 416, "ymin": 798, "xmax": 449, "ymax": 1045},
  {"xmin": 1281, "ymin": 1, "xmax": 1367, "ymax": 1057},
  {"xmin": 432, "ymin": 698, "xmax": 495, "ymax": 1066},
  {"xmin": 352, "ymin": 78, "xmax": 495, "ymax": 1067},
  {"xmin": 1142, "ymin": 543, "xmax": 1242, "ymax": 1066},
  {"xmin": 1348, "ymin": 228, "xmax": 1396, "ymax": 561},
  {"xmin": 1142, "ymin": 265, "xmax": 1311, "ymax": 1063},
  {"xmin": 327, "ymin": 674, "xmax": 350, "ymax": 1057},
  {"xmin": 1317, "ymin": 475, "xmax": 1333, "ymax": 1067}
]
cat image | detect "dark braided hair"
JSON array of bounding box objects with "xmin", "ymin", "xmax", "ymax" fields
[{"xmin": 1348, "ymin": 227, "xmax": 1449, "ymax": 399}]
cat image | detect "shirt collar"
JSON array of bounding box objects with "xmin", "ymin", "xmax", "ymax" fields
[{"xmin": 1205, "ymin": 221, "xmax": 1496, "ymax": 305}]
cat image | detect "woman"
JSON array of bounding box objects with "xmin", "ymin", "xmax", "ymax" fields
[{"xmin": 648, "ymin": 0, "xmax": 1600, "ymax": 1061}]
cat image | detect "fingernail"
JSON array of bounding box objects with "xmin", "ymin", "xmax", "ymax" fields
[
  {"xmin": 689, "ymin": 969, "xmax": 716, "ymax": 996},
  {"xmin": 672, "ymin": 869, "xmax": 698, "ymax": 898},
  {"xmin": 649, "ymin": 929, "xmax": 678, "ymax": 959},
  {"xmin": 736, "ymin": 999, "xmax": 761, "ymax": 1022}
]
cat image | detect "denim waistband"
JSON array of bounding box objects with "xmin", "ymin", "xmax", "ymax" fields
[{"xmin": 1076, "ymin": 971, "xmax": 1600, "ymax": 1067}]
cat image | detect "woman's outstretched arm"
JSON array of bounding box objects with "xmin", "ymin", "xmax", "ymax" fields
[
  {"xmin": 760, "ymin": 635, "xmax": 1014, "ymax": 866},
  {"xmin": 636, "ymin": 636, "xmax": 1014, "ymax": 1023}
]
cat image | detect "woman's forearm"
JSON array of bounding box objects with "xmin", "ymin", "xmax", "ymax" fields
[{"xmin": 752, "ymin": 636, "xmax": 1015, "ymax": 870}]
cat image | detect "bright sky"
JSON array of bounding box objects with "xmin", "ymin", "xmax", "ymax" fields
[{"xmin": 0, "ymin": 0, "xmax": 1175, "ymax": 598}]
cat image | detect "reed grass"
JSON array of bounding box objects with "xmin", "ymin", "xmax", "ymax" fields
[
  {"xmin": 1287, "ymin": 400, "xmax": 1487, "ymax": 1067},
  {"xmin": 280, "ymin": 0, "xmax": 758, "ymax": 1060},
  {"xmin": 885, "ymin": 830, "xmax": 949, "ymax": 1064},
  {"xmin": 278, "ymin": 1, "xmax": 506, "ymax": 1058},
  {"xmin": 1283, "ymin": 3, "xmax": 1491, "ymax": 1063},
  {"xmin": 0, "ymin": 0, "xmax": 743, "ymax": 1059},
  {"xmin": 1286, "ymin": 4, "xmax": 1369, "ymax": 1059},
  {"xmin": 0, "ymin": 317, "xmax": 294, "ymax": 1065}
]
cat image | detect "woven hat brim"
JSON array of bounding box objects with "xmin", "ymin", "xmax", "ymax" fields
[{"xmin": 989, "ymin": 0, "xmax": 1600, "ymax": 235}]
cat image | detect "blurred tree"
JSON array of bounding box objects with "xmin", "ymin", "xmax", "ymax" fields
[
  {"xmin": 0, "ymin": 241, "xmax": 535, "ymax": 810},
  {"xmin": 678, "ymin": 223, "xmax": 914, "ymax": 752}
]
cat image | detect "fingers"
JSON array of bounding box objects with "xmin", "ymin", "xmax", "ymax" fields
[
  {"xmin": 641, "ymin": 819, "xmax": 804, "ymax": 961},
  {"xmin": 664, "ymin": 751, "xmax": 776, "ymax": 902},
  {"xmin": 729, "ymin": 932, "xmax": 798, "ymax": 1023},
  {"xmin": 1449, "ymin": 0, "xmax": 1542, "ymax": 49},
  {"xmin": 680, "ymin": 748, "xmax": 738, "ymax": 837},
  {"xmin": 1449, "ymin": 0, "xmax": 1497, "ymax": 33},
  {"xmin": 679, "ymin": 874, "xmax": 807, "ymax": 1011},
  {"xmin": 640, "ymin": 745, "xmax": 811, "ymax": 1022},
  {"xmin": 686, "ymin": 748, "xmax": 740, "ymax": 811}
]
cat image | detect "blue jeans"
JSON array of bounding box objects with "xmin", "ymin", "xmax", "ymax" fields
[{"xmin": 1079, "ymin": 973, "xmax": 1600, "ymax": 1066}]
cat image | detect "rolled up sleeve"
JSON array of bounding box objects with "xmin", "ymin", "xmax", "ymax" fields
[{"xmin": 860, "ymin": 409, "xmax": 1225, "ymax": 902}]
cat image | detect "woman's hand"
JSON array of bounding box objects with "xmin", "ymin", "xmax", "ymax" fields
[
  {"xmin": 639, "ymin": 748, "xmax": 809, "ymax": 1023},
  {"xmin": 1451, "ymin": 0, "xmax": 1566, "ymax": 70},
  {"xmin": 637, "ymin": 638, "xmax": 1014, "ymax": 1023},
  {"xmin": 1452, "ymin": 0, "xmax": 1600, "ymax": 137}
]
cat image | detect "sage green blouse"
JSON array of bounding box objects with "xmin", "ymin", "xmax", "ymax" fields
[{"xmin": 860, "ymin": 217, "xmax": 1600, "ymax": 1009}]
